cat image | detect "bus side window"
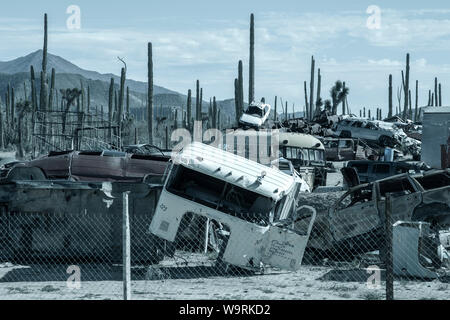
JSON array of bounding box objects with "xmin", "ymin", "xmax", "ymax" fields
[
  {"xmin": 286, "ymin": 147, "xmax": 292, "ymax": 159},
  {"xmin": 291, "ymin": 147, "xmax": 298, "ymax": 159},
  {"xmin": 301, "ymin": 149, "xmax": 308, "ymax": 161},
  {"xmin": 308, "ymin": 150, "xmax": 315, "ymax": 161}
]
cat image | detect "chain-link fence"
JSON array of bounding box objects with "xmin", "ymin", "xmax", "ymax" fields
[{"xmin": 0, "ymin": 179, "xmax": 449, "ymax": 300}]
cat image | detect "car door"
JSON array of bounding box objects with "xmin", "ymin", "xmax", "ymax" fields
[
  {"xmin": 376, "ymin": 176, "xmax": 423, "ymax": 223},
  {"xmin": 125, "ymin": 154, "xmax": 169, "ymax": 182},
  {"xmin": 372, "ymin": 163, "xmax": 392, "ymax": 181},
  {"xmin": 349, "ymin": 162, "xmax": 369, "ymax": 183},
  {"xmin": 71, "ymin": 151, "xmax": 126, "ymax": 181},
  {"xmin": 326, "ymin": 140, "xmax": 338, "ymax": 161},
  {"xmin": 329, "ymin": 183, "xmax": 380, "ymax": 244},
  {"xmin": 338, "ymin": 139, "xmax": 354, "ymax": 160},
  {"xmin": 262, "ymin": 206, "xmax": 316, "ymax": 271},
  {"xmin": 29, "ymin": 152, "xmax": 71, "ymax": 178}
]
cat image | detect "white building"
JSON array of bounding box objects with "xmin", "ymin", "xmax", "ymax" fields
[{"xmin": 421, "ymin": 107, "xmax": 450, "ymax": 169}]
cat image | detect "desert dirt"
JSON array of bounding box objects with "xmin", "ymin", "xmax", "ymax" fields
[{"xmin": 0, "ymin": 251, "xmax": 449, "ymax": 300}]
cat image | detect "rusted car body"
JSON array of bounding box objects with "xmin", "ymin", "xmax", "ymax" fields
[
  {"xmin": 346, "ymin": 160, "xmax": 422, "ymax": 183},
  {"xmin": 304, "ymin": 169, "xmax": 450, "ymax": 258},
  {"xmin": 21, "ymin": 150, "xmax": 170, "ymax": 182},
  {"xmin": 322, "ymin": 138, "xmax": 379, "ymax": 161}
]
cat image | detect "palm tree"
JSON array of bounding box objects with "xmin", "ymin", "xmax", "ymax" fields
[
  {"xmin": 324, "ymin": 99, "xmax": 332, "ymax": 112},
  {"xmin": 330, "ymin": 81, "xmax": 349, "ymax": 115},
  {"xmin": 315, "ymin": 98, "xmax": 323, "ymax": 118}
]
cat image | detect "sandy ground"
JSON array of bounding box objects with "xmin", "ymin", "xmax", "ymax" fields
[{"xmin": 0, "ymin": 252, "xmax": 448, "ymax": 300}]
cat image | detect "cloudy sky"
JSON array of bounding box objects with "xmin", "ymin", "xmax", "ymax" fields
[{"xmin": 1, "ymin": 0, "xmax": 450, "ymax": 115}]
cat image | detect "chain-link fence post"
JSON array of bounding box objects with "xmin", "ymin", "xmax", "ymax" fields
[
  {"xmin": 123, "ymin": 191, "xmax": 131, "ymax": 300},
  {"xmin": 385, "ymin": 193, "xmax": 394, "ymax": 300}
]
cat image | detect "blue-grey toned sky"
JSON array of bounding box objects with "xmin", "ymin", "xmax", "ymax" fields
[{"xmin": 1, "ymin": 0, "xmax": 450, "ymax": 115}]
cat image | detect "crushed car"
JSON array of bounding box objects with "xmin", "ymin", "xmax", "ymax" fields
[
  {"xmin": 149, "ymin": 142, "xmax": 316, "ymax": 272},
  {"xmin": 13, "ymin": 149, "xmax": 170, "ymax": 183},
  {"xmin": 302, "ymin": 169, "xmax": 450, "ymax": 262},
  {"xmin": 346, "ymin": 160, "xmax": 423, "ymax": 184},
  {"xmin": 239, "ymin": 101, "xmax": 271, "ymax": 129},
  {"xmin": 321, "ymin": 137, "xmax": 379, "ymax": 161},
  {"xmin": 123, "ymin": 144, "xmax": 173, "ymax": 158},
  {"xmin": 332, "ymin": 117, "xmax": 421, "ymax": 160}
]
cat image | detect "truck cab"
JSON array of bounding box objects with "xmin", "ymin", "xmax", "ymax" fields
[{"xmin": 149, "ymin": 142, "xmax": 315, "ymax": 271}]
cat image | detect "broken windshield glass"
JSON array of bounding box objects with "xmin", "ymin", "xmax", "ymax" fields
[{"xmin": 245, "ymin": 106, "xmax": 263, "ymax": 117}]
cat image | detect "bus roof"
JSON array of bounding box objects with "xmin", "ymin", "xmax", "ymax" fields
[
  {"xmin": 279, "ymin": 132, "xmax": 325, "ymax": 150},
  {"xmin": 174, "ymin": 142, "xmax": 295, "ymax": 201}
]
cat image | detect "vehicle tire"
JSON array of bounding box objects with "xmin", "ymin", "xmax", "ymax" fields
[{"xmin": 340, "ymin": 131, "xmax": 351, "ymax": 138}]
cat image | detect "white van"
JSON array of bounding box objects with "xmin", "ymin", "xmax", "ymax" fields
[{"xmin": 149, "ymin": 142, "xmax": 315, "ymax": 271}]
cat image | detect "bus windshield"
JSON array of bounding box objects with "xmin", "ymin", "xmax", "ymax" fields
[
  {"xmin": 166, "ymin": 164, "xmax": 275, "ymax": 224},
  {"xmin": 282, "ymin": 146, "xmax": 325, "ymax": 165}
]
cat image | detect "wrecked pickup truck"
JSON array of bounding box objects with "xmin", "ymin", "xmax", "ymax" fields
[
  {"xmin": 303, "ymin": 169, "xmax": 450, "ymax": 260},
  {"xmin": 149, "ymin": 142, "xmax": 316, "ymax": 272}
]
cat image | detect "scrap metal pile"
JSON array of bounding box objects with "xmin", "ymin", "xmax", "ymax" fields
[
  {"xmin": 0, "ymin": 101, "xmax": 448, "ymax": 281},
  {"xmin": 272, "ymin": 110, "xmax": 423, "ymax": 161}
]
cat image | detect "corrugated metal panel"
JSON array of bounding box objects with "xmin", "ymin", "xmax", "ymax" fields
[{"xmin": 422, "ymin": 112, "xmax": 450, "ymax": 169}]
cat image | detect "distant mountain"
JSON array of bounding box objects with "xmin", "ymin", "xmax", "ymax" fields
[
  {"xmin": 0, "ymin": 50, "xmax": 239, "ymax": 122},
  {"xmin": 0, "ymin": 50, "xmax": 175, "ymax": 95}
]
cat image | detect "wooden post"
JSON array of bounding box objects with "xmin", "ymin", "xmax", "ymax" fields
[
  {"xmin": 122, "ymin": 192, "xmax": 131, "ymax": 300},
  {"xmin": 385, "ymin": 193, "xmax": 394, "ymax": 300}
]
